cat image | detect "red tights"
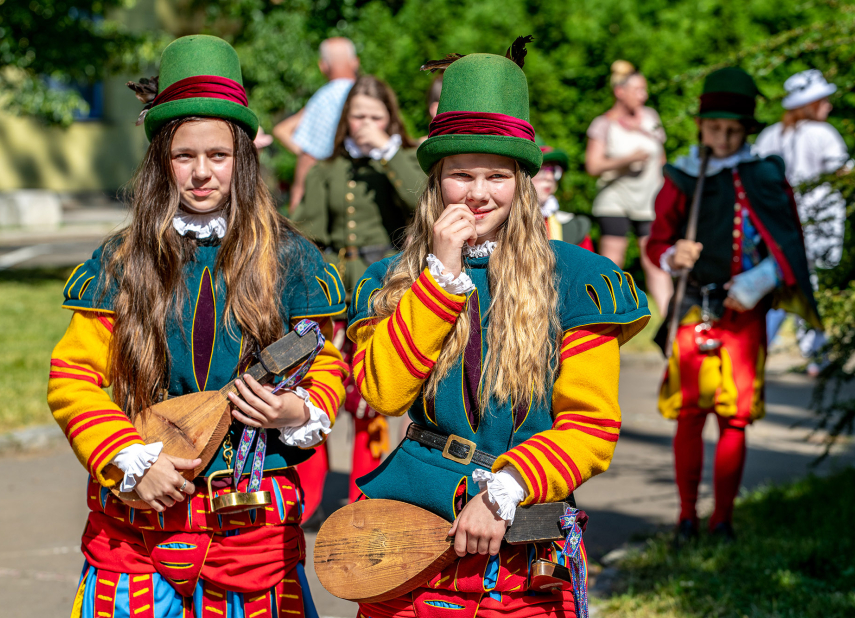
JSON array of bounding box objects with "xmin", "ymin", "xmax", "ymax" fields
[{"xmin": 673, "ymin": 410, "xmax": 747, "ymax": 530}]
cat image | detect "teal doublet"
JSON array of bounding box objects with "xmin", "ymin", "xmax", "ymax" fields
[
  {"xmin": 63, "ymin": 232, "xmax": 346, "ymax": 476},
  {"xmin": 348, "ymin": 241, "xmax": 649, "ymax": 521}
]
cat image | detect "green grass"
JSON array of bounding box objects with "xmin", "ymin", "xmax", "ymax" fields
[
  {"xmin": 598, "ymin": 468, "xmax": 855, "ymax": 618},
  {"xmin": 0, "ymin": 268, "xmax": 75, "ymax": 432}
]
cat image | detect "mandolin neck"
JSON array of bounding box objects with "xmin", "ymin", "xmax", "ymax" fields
[{"xmin": 218, "ymin": 361, "xmax": 272, "ymax": 399}]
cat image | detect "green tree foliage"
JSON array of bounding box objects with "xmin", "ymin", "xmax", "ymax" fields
[{"xmin": 0, "ymin": 0, "xmax": 156, "ymax": 125}]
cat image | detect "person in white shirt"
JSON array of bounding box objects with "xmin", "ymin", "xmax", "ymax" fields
[{"xmin": 754, "ymin": 69, "xmax": 850, "ymax": 374}]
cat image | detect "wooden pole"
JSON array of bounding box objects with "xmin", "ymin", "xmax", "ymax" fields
[{"xmin": 665, "ymin": 146, "xmax": 712, "ymax": 358}]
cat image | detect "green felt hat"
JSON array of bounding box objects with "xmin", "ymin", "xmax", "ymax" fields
[
  {"xmin": 144, "ymin": 35, "xmax": 258, "ymax": 141},
  {"xmin": 417, "ymin": 53, "xmax": 542, "ymax": 176},
  {"xmin": 698, "ymin": 67, "xmax": 764, "ymax": 131},
  {"xmin": 535, "ymin": 135, "xmax": 569, "ymax": 171}
]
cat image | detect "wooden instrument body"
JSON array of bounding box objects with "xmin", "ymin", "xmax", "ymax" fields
[
  {"xmin": 314, "ymin": 499, "xmax": 572, "ymax": 603},
  {"xmin": 109, "ymin": 329, "xmax": 319, "ymax": 508}
]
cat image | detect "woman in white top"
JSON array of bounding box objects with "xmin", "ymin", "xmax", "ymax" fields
[
  {"xmin": 754, "ymin": 69, "xmax": 849, "ymax": 373},
  {"xmin": 755, "ymin": 69, "xmax": 849, "ymax": 269},
  {"xmin": 585, "ymin": 60, "xmax": 672, "ymax": 315}
]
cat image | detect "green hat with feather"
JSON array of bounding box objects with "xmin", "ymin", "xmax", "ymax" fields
[
  {"xmin": 130, "ymin": 35, "xmax": 259, "ymax": 141},
  {"xmin": 417, "ymin": 37, "xmax": 543, "ymax": 176}
]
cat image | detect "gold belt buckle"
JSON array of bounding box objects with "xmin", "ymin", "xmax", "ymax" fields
[
  {"xmin": 206, "ymin": 469, "xmax": 272, "ymax": 514},
  {"xmin": 442, "ymin": 434, "xmax": 476, "ymax": 466}
]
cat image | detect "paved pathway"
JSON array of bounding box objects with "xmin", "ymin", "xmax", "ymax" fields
[{"xmin": 1, "ymin": 353, "xmax": 852, "ymax": 618}]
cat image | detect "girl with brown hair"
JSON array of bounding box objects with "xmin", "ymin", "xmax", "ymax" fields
[
  {"xmin": 47, "ymin": 35, "xmax": 347, "ymax": 617},
  {"xmin": 293, "ymin": 74, "xmax": 425, "ymax": 511}
]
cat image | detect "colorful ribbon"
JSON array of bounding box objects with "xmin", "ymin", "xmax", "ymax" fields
[
  {"xmin": 152, "ymin": 75, "xmax": 249, "ymax": 108},
  {"xmin": 232, "ymin": 319, "xmax": 326, "ymax": 492},
  {"xmin": 428, "ymin": 111, "xmax": 536, "ymax": 141},
  {"xmin": 557, "ymin": 507, "xmax": 589, "ymax": 618}
]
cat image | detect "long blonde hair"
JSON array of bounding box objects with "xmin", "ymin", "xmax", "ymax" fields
[{"xmin": 371, "ymin": 161, "xmax": 560, "ymax": 406}]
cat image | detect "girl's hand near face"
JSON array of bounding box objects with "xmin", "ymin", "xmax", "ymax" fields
[
  {"xmin": 229, "ymin": 374, "xmax": 311, "ymax": 429},
  {"xmin": 433, "ymin": 203, "xmax": 478, "ymax": 278},
  {"xmin": 352, "ymin": 124, "xmax": 391, "ymax": 151},
  {"xmin": 134, "ymin": 454, "xmax": 201, "ymax": 512},
  {"xmin": 448, "ymin": 490, "xmax": 508, "ymax": 557}
]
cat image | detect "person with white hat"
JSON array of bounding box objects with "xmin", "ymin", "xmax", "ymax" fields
[{"xmin": 754, "ymin": 69, "xmax": 849, "ymax": 374}]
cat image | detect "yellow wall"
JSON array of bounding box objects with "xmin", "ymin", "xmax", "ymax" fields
[
  {"xmin": 0, "ymin": 0, "xmax": 186, "ymax": 193},
  {"xmin": 0, "ymin": 77, "xmax": 150, "ymax": 192}
]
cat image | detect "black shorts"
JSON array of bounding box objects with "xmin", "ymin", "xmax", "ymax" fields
[{"xmin": 597, "ymin": 216, "xmax": 652, "ymax": 238}]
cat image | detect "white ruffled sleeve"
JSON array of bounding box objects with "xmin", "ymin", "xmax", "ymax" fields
[
  {"xmin": 472, "ymin": 466, "xmax": 528, "ymax": 524},
  {"xmin": 278, "ymin": 386, "xmax": 332, "ymax": 448},
  {"xmin": 426, "ymin": 254, "xmax": 476, "ymax": 295},
  {"xmin": 112, "ymin": 442, "xmax": 164, "ymax": 492}
]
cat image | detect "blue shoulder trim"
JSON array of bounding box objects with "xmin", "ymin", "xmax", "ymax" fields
[
  {"xmin": 346, "ymin": 255, "xmax": 397, "ymax": 338},
  {"xmin": 62, "ymin": 246, "xmax": 115, "ymax": 313},
  {"xmin": 283, "ymin": 234, "xmax": 347, "ymax": 320},
  {"xmin": 552, "ymin": 241, "xmax": 650, "ymax": 341}
]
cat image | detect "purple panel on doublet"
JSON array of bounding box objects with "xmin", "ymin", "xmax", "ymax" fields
[
  {"xmin": 192, "ymin": 267, "xmax": 217, "ymax": 391},
  {"xmin": 462, "ymin": 290, "xmax": 482, "ymax": 433}
]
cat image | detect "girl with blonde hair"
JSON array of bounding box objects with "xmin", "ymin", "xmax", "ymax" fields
[
  {"xmin": 346, "ymin": 44, "xmax": 650, "ymax": 618},
  {"xmin": 586, "ymin": 60, "xmax": 672, "ymax": 315}
]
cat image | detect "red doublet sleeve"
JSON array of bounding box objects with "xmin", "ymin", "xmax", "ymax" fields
[
  {"xmin": 493, "ymin": 324, "xmax": 621, "ymax": 504},
  {"xmin": 350, "ymin": 269, "xmax": 466, "ymax": 417},
  {"xmin": 47, "ymin": 311, "xmax": 143, "ymax": 488},
  {"xmin": 294, "ymin": 316, "xmax": 347, "ymax": 433},
  {"xmin": 647, "ymin": 176, "xmax": 688, "ymax": 267}
]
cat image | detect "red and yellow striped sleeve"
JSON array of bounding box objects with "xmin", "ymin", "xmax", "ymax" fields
[
  {"xmin": 493, "ymin": 323, "xmax": 621, "ymax": 505},
  {"xmin": 47, "ymin": 311, "xmax": 142, "ymax": 488},
  {"xmin": 294, "ymin": 316, "xmax": 347, "ymax": 432},
  {"xmin": 350, "ymin": 269, "xmax": 466, "ymax": 416}
]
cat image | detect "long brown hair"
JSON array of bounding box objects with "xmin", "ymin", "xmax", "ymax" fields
[
  {"xmin": 370, "ymin": 161, "xmax": 560, "ymax": 406},
  {"xmin": 330, "ymin": 75, "xmax": 416, "ymax": 159},
  {"xmin": 101, "ymin": 116, "xmax": 299, "ymax": 419}
]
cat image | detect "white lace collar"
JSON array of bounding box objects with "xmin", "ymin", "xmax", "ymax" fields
[
  {"xmin": 172, "ymin": 209, "xmax": 227, "ymax": 239},
  {"xmin": 673, "ymin": 144, "xmax": 758, "ymax": 177},
  {"xmin": 463, "ymin": 240, "xmax": 497, "ymax": 258},
  {"xmin": 344, "ymin": 134, "xmax": 402, "ymax": 161}
]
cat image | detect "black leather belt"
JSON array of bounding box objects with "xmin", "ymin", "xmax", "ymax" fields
[{"xmin": 406, "ymin": 424, "xmax": 496, "ymax": 468}]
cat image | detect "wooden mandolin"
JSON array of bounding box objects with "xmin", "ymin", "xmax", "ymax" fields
[
  {"xmin": 314, "ymin": 499, "xmax": 571, "ymax": 603},
  {"xmin": 109, "ymin": 328, "xmax": 319, "ymax": 508}
]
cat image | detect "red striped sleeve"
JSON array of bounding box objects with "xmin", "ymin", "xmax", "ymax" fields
[
  {"xmin": 515, "ymin": 444, "xmax": 551, "ymax": 502},
  {"xmin": 532, "ymin": 435, "xmax": 583, "ymax": 488},
  {"xmin": 503, "ymin": 450, "xmax": 544, "ymax": 502},
  {"xmin": 526, "ymin": 437, "xmax": 580, "ymax": 491},
  {"xmin": 88, "ymin": 429, "xmax": 142, "ymax": 473},
  {"xmin": 302, "ymin": 379, "xmax": 340, "ymax": 412},
  {"xmin": 50, "ymin": 360, "xmax": 104, "ymax": 387},
  {"xmin": 97, "ymin": 316, "xmax": 114, "ymax": 333},
  {"xmin": 562, "ymin": 323, "xmax": 617, "ymax": 346},
  {"xmin": 67, "ymin": 413, "xmax": 130, "ymax": 442},
  {"xmin": 353, "ymin": 349, "xmax": 365, "ymax": 366},
  {"xmin": 394, "ymin": 309, "xmax": 434, "ymax": 368},
  {"xmin": 554, "ymin": 420, "xmax": 620, "ymax": 442},
  {"xmin": 554, "ymin": 413, "xmax": 621, "ymax": 429},
  {"xmin": 65, "ymin": 409, "xmax": 128, "ymax": 438},
  {"xmin": 561, "ymin": 334, "xmax": 614, "ymax": 361},
  {"xmin": 418, "ymin": 272, "xmax": 465, "ymax": 312},
  {"xmin": 386, "ymin": 319, "xmax": 430, "ymax": 379},
  {"xmin": 49, "ymin": 371, "xmax": 101, "ymax": 386},
  {"xmin": 411, "ymin": 280, "xmax": 458, "ymax": 323}
]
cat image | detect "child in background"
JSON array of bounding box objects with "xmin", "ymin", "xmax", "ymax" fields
[
  {"xmin": 646, "ymin": 67, "xmax": 820, "ymax": 544},
  {"xmin": 533, "ymin": 137, "xmax": 594, "ymax": 250}
]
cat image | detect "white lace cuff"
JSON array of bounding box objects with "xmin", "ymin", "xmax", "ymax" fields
[
  {"xmin": 278, "ymin": 386, "xmax": 332, "ymax": 448},
  {"xmin": 472, "ymin": 466, "xmax": 528, "ymax": 524},
  {"xmin": 426, "ymin": 254, "xmax": 475, "ymax": 295},
  {"xmin": 375, "ymin": 134, "xmax": 402, "ymax": 162},
  {"xmin": 728, "ymin": 255, "xmax": 782, "ymax": 310},
  {"xmin": 659, "ymin": 245, "xmax": 685, "ymax": 275},
  {"xmin": 112, "ymin": 442, "xmax": 164, "ymax": 492}
]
